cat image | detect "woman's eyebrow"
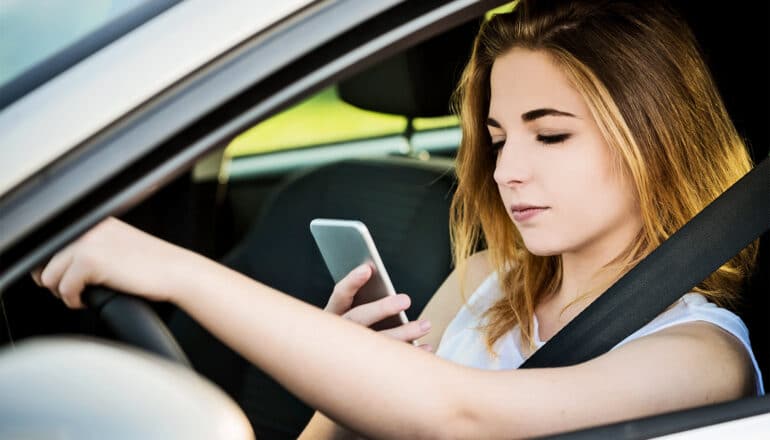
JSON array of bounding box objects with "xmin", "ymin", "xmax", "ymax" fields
[
  {"xmin": 521, "ymin": 108, "xmax": 577, "ymax": 122},
  {"xmin": 486, "ymin": 109, "xmax": 577, "ymax": 127}
]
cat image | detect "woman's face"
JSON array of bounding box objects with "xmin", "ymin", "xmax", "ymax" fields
[{"xmin": 488, "ymin": 48, "xmax": 642, "ymax": 260}]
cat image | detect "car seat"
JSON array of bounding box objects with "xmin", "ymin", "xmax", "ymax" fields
[{"xmin": 168, "ymin": 157, "xmax": 456, "ymax": 438}]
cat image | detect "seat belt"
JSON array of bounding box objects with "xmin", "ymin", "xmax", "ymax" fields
[{"xmin": 521, "ymin": 156, "xmax": 770, "ymax": 369}]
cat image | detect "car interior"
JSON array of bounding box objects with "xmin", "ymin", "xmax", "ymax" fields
[{"xmin": 0, "ymin": 1, "xmax": 767, "ymax": 439}]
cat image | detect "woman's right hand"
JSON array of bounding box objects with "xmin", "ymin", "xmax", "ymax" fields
[{"xmin": 324, "ymin": 265, "xmax": 433, "ymax": 351}]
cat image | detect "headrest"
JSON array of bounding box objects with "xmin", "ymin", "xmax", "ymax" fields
[{"xmin": 337, "ymin": 19, "xmax": 480, "ymax": 118}]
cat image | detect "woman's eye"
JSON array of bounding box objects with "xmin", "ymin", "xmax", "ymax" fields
[
  {"xmin": 536, "ymin": 133, "xmax": 571, "ymax": 145},
  {"xmin": 491, "ymin": 140, "xmax": 505, "ymax": 153}
]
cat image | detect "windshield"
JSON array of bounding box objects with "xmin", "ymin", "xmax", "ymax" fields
[{"xmin": 0, "ymin": 0, "xmax": 175, "ymax": 109}]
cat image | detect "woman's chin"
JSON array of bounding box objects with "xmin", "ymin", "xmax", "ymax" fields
[{"xmin": 520, "ymin": 239, "xmax": 565, "ymax": 257}]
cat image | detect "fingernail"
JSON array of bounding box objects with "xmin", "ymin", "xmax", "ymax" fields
[
  {"xmin": 419, "ymin": 320, "xmax": 431, "ymax": 331},
  {"xmin": 397, "ymin": 294, "xmax": 410, "ymax": 309}
]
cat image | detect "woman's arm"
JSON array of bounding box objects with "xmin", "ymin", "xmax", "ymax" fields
[
  {"xmin": 145, "ymin": 250, "xmax": 759, "ymax": 438},
  {"xmin": 299, "ymin": 251, "xmax": 493, "ymax": 439},
  {"xmin": 34, "ymin": 219, "xmax": 754, "ymax": 438}
]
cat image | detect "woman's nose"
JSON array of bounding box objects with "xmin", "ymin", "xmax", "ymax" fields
[{"xmin": 493, "ymin": 141, "xmax": 532, "ymax": 187}]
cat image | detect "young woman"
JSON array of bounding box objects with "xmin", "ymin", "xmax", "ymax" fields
[{"xmin": 33, "ymin": 0, "xmax": 763, "ymax": 438}]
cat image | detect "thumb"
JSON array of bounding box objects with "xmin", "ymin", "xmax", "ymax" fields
[{"xmin": 325, "ymin": 264, "xmax": 372, "ymax": 315}]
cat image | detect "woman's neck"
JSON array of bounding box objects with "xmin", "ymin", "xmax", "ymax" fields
[
  {"xmin": 554, "ymin": 223, "xmax": 642, "ymax": 305},
  {"xmin": 534, "ymin": 231, "xmax": 638, "ymax": 342}
]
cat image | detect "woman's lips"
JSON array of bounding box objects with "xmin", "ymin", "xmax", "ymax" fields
[{"xmin": 510, "ymin": 206, "xmax": 548, "ymax": 222}]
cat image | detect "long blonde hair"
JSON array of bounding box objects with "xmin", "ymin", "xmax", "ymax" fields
[{"xmin": 450, "ymin": 0, "xmax": 758, "ymax": 351}]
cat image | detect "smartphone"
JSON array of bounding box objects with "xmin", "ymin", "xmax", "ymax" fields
[{"xmin": 310, "ymin": 218, "xmax": 409, "ymax": 331}]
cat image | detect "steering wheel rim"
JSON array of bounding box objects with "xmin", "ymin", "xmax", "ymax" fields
[{"xmin": 83, "ymin": 287, "xmax": 191, "ymax": 367}]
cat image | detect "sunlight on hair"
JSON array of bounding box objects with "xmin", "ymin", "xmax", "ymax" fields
[{"xmin": 485, "ymin": 1, "xmax": 519, "ymax": 20}]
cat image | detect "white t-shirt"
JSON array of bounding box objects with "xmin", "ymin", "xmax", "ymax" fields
[{"xmin": 436, "ymin": 271, "xmax": 765, "ymax": 395}]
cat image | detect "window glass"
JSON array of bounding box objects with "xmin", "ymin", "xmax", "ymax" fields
[
  {"xmin": 225, "ymin": 86, "xmax": 459, "ymax": 158},
  {"xmin": 0, "ymin": 0, "xmax": 147, "ymax": 88},
  {"xmin": 224, "ymin": 1, "xmax": 521, "ymax": 159}
]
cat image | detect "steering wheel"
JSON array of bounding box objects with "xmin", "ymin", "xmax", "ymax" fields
[{"xmin": 83, "ymin": 287, "xmax": 191, "ymax": 367}]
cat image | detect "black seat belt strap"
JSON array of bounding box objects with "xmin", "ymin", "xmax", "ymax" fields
[{"xmin": 521, "ymin": 156, "xmax": 770, "ymax": 369}]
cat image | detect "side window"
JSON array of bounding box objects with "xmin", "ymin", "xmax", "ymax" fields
[{"xmin": 220, "ymin": 86, "xmax": 460, "ymax": 181}]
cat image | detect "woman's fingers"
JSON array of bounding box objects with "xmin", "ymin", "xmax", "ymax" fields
[
  {"xmin": 323, "ymin": 267, "xmax": 432, "ymax": 347},
  {"xmin": 325, "ymin": 264, "xmax": 372, "ymax": 315},
  {"xmin": 34, "ymin": 243, "xmax": 92, "ymax": 308},
  {"xmin": 342, "ymin": 294, "xmax": 410, "ymax": 327},
  {"xmin": 38, "ymin": 247, "xmax": 75, "ymax": 299},
  {"xmin": 57, "ymin": 256, "xmax": 92, "ymax": 309},
  {"xmin": 417, "ymin": 344, "xmax": 433, "ymax": 353},
  {"xmin": 323, "ymin": 265, "xmax": 429, "ymax": 346},
  {"xmin": 30, "ymin": 266, "xmax": 44, "ymax": 288},
  {"xmin": 380, "ymin": 319, "xmax": 432, "ymax": 343}
]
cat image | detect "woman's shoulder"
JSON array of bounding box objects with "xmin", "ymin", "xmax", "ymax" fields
[
  {"xmin": 464, "ymin": 250, "xmax": 496, "ymax": 293},
  {"xmin": 634, "ymin": 293, "xmax": 747, "ymax": 336},
  {"xmin": 617, "ymin": 292, "xmax": 764, "ymax": 394},
  {"xmin": 619, "ymin": 293, "xmax": 750, "ymax": 348},
  {"xmin": 457, "ymin": 250, "xmax": 505, "ymax": 312},
  {"xmin": 417, "ymin": 250, "xmax": 497, "ymax": 350}
]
